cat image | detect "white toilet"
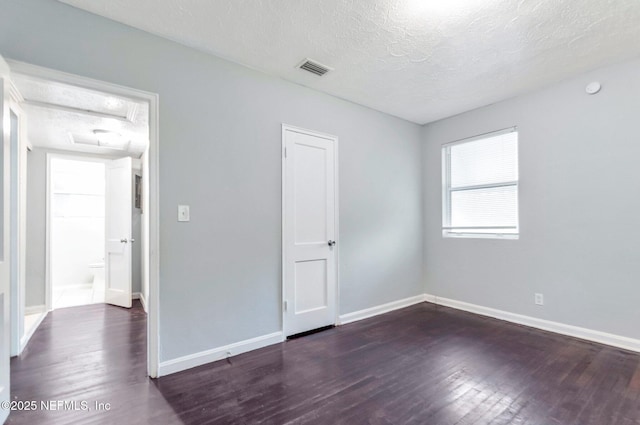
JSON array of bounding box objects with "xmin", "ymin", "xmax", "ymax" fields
[{"xmin": 89, "ymin": 261, "xmax": 106, "ymax": 297}]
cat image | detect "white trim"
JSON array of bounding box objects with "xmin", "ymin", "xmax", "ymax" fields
[
  {"xmin": 8, "ymin": 60, "xmax": 161, "ymax": 378},
  {"xmin": 24, "ymin": 304, "xmax": 46, "ymax": 315},
  {"xmin": 147, "ymin": 83, "xmax": 160, "ymax": 379},
  {"xmin": 158, "ymin": 331, "xmax": 283, "ymax": 377},
  {"xmin": 424, "ymin": 294, "xmax": 437, "ymax": 303},
  {"xmin": 138, "ymin": 291, "xmax": 147, "ymax": 313},
  {"xmin": 132, "ymin": 292, "xmax": 141, "ymax": 300},
  {"xmin": 338, "ymin": 294, "xmax": 426, "ymax": 325},
  {"xmin": 443, "ymin": 232, "xmax": 519, "ymax": 240},
  {"xmin": 45, "ymin": 154, "xmax": 51, "ymax": 311},
  {"xmin": 281, "ymin": 124, "xmax": 340, "ymax": 337},
  {"xmin": 281, "ymin": 126, "xmax": 286, "ymax": 333},
  {"xmin": 282, "ymin": 124, "xmax": 339, "ymax": 142},
  {"xmin": 441, "ymin": 126, "xmax": 517, "ymax": 148},
  {"xmin": 441, "ymin": 128, "xmax": 520, "ymax": 240},
  {"xmin": 9, "ymin": 97, "xmax": 27, "ymax": 357},
  {"xmin": 20, "ymin": 310, "xmax": 47, "ymax": 352},
  {"xmin": 427, "ymin": 294, "xmax": 640, "ymax": 353}
]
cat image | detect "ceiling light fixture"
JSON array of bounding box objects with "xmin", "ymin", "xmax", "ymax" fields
[{"xmin": 93, "ymin": 129, "xmax": 130, "ymax": 150}]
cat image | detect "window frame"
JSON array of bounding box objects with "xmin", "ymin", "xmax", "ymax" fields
[{"xmin": 442, "ymin": 127, "xmax": 519, "ymax": 240}]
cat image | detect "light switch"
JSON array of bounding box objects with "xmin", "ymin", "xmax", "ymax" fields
[{"xmin": 178, "ymin": 205, "xmax": 190, "ymax": 222}]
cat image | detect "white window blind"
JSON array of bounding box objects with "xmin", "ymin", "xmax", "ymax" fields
[{"xmin": 442, "ymin": 128, "xmax": 519, "ymax": 238}]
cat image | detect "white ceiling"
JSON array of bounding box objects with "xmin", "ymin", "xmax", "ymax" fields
[
  {"xmin": 58, "ymin": 0, "xmax": 640, "ymax": 124},
  {"xmin": 13, "ymin": 74, "xmax": 149, "ymax": 157}
]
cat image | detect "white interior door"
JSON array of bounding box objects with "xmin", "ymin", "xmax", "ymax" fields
[
  {"xmin": 283, "ymin": 125, "xmax": 337, "ymax": 337},
  {"xmin": 0, "ymin": 55, "xmax": 13, "ymax": 423},
  {"xmin": 105, "ymin": 157, "xmax": 132, "ymax": 308}
]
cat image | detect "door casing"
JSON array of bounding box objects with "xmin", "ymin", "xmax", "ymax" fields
[
  {"xmin": 0, "ymin": 57, "xmax": 13, "ymax": 425},
  {"xmin": 8, "ymin": 88, "xmax": 27, "ymax": 357},
  {"xmin": 7, "ymin": 59, "xmax": 161, "ymax": 378}
]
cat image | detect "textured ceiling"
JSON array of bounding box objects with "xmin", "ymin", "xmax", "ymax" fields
[
  {"xmin": 13, "ymin": 74, "xmax": 149, "ymax": 157},
  {"xmin": 58, "ymin": 0, "xmax": 640, "ymax": 124}
]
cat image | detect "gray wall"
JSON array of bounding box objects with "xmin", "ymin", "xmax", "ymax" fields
[
  {"xmin": 25, "ymin": 148, "xmax": 46, "ymax": 307},
  {"xmin": 423, "ymin": 58, "xmax": 640, "ymax": 339},
  {"xmin": 1, "ymin": 0, "xmax": 423, "ymax": 361},
  {"xmin": 25, "ymin": 147, "xmax": 143, "ymax": 307}
]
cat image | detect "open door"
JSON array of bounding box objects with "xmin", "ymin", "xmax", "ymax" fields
[
  {"xmin": 0, "ymin": 55, "xmax": 13, "ymax": 423},
  {"xmin": 105, "ymin": 157, "xmax": 132, "ymax": 308}
]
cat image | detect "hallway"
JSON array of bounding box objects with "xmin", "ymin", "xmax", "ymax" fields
[{"xmin": 8, "ymin": 302, "xmax": 178, "ymax": 424}]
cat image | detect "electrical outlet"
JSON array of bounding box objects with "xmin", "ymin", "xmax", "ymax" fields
[{"xmin": 534, "ymin": 293, "xmax": 544, "ymax": 306}]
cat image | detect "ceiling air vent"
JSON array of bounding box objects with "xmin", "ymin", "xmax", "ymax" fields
[{"xmin": 298, "ymin": 58, "xmax": 333, "ymax": 76}]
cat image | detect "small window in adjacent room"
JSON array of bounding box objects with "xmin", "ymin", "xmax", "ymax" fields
[{"xmin": 442, "ymin": 127, "xmax": 519, "ymax": 239}]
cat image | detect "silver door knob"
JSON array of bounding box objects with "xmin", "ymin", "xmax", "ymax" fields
[
  {"xmin": 120, "ymin": 238, "xmax": 128, "ymax": 243},
  {"xmin": 328, "ymin": 240, "xmax": 336, "ymax": 247}
]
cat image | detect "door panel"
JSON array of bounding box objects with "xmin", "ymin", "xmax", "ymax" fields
[
  {"xmin": 294, "ymin": 260, "xmax": 327, "ymax": 313},
  {"xmin": 294, "ymin": 143, "xmax": 327, "ymax": 244},
  {"xmin": 105, "ymin": 157, "xmax": 132, "ymax": 308},
  {"xmin": 284, "ymin": 126, "xmax": 337, "ymax": 337}
]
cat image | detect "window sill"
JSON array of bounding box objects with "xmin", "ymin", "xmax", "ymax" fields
[{"xmin": 442, "ymin": 232, "xmax": 519, "ymax": 240}]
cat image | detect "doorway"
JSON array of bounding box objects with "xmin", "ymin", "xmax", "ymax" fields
[
  {"xmin": 48, "ymin": 157, "xmax": 106, "ymax": 309},
  {"xmin": 47, "ymin": 155, "xmax": 141, "ymax": 310},
  {"xmin": 2, "ymin": 57, "xmax": 160, "ymax": 378},
  {"xmin": 282, "ymin": 124, "xmax": 339, "ymax": 337}
]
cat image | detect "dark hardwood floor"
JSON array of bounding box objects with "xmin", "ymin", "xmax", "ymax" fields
[
  {"xmin": 9, "ymin": 301, "xmax": 640, "ymax": 424},
  {"xmin": 8, "ymin": 301, "xmax": 181, "ymax": 424}
]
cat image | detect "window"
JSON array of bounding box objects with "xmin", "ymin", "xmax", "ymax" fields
[{"xmin": 442, "ymin": 128, "xmax": 519, "ymax": 239}]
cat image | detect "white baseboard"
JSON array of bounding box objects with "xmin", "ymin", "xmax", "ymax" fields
[
  {"xmin": 424, "ymin": 294, "xmax": 437, "ymax": 303},
  {"xmin": 158, "ymin": 331, "xmax": 283, "ymax": 377},
  {"xmin": 25, "ymin": 304, "xmax": 46, "ymax": 315},
  {"xmin": 132, "ymin": 292, "xmax": 140, "ymax": 300},
  {"xmin": 338, "ymin": 294, "xmax": 426, "ymax": 325},
  {"xmin": 20, "ymin": 310, "xmax": 48, "ymax": 353},
  {"xmin": 138, "ymin": 292, "xmax": 147, "ymax": 313},
  {"xmin": 427, "ymin": 294, "xmax": 640, "ymax": 353}
]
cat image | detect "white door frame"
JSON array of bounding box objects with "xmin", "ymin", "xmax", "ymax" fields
[
  {"xmin": 281, "ymin": 123, "xmax": 340, "ymax": 338},
  {"xmin": 0, "ymin": 57, "xmax": 13, "ymax": 425},
  {"xmin": 8, "ymin": 60, "xmax": 161, "ymax": 378},
  {"xmin": 8, "ymin": 84, "xmax": 27, "ymax": 357}
]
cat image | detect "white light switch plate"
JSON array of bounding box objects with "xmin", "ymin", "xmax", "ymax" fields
[{"xmin": 178, "ymin": 205, "xmax": 190, "ymax": 222}]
